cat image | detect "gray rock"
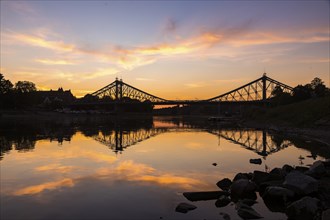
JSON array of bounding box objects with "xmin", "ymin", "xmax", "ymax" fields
[
  {"xmin": 253, "ymin": 170, "xmax": 283, "ymax": 185},
  {"xmin": 239, "ymin": 199, "xmax": 258, "ymax": 206},
  {"xmin": 263, "ymin": 186, "xmax": 295, "ymax": 202},
  {"xmin": 270, "ymin": 167, "xmax": 286, "ymax": 177},
  {"xmin": 259, "ymin": 180, "xmax": 284, "ymax": 196},
  {"xmin": 215, "ymin": 195, "xmax": 231, "ymax": 207},
  {"xmin": 175, "ymin": 202, "xmax": 197, "ymax": 213},
  {"xmin": 282, "ymin": 164, "xmax": 294, "ymax": 173},
  {"xmin": 306, "ymin": 160, "xmax": 326, "ymax": 178},
  {"xmin": 295, "ymin": 166, "xmax": 309, "ymax": 173},
  {"xmin": 216, "ymin": 178, "xmax": 232, "ymax": 191},
  {"xmin": 233, "ymin": 173, "xmax": 250, "ymax": 182},
  {"xmin": 250, "ymin": 158, "xmax": 262, "ymax": 165},
  {"xmin": 230, "ymin": 179, "xmax": 257, "ymax": 200},
  {"xmin": 322, "ymin": 209, "xmax": 330, "ymax": 220},
  {"xmin": 286, "ymin": 196, "xmax": 320, "ymax": 220},
  {"xmin": 237, "ymin": 205, "xmax": 263, "ymax": 219},
  {"xmin": 183, "ymin": 191, "xmax": 229, "ymax": 201},
  {"xmin": 283, "ymin": 171, "xmax": 318, "ymax": 195}
]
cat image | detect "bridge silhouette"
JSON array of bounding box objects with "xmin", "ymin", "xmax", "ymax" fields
[
  {"xmin": 93, "ymin": 127, "xmax": 290, "ymax": 156},
  {"xmin": 90, "ymin": 74, "xmax": 293, "ymax": 105}
]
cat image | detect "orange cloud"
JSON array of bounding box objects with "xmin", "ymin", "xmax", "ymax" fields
[
  {"xmin": 97, "ymin": 160, "xmax": 208, "ymax": 190},
  {"xmin": 35, "ymin": 59, "xmax": 78, "ymax": 65},
  {"xmin": 11, "ymin": 33, "xmax": 75, "ymax": 52},
  {"xmin": 14, "ymin": 178, "xmax": 74, "ymax": 196},
  {"xmin": 35, "ymin": 164, "xmax": 75, "ymax": 173}
]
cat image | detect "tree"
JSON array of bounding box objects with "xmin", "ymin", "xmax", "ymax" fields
[
  {"xmin": 271, "ymin": 85, "xmax": 284, "ymax": 98},
  {"xmin": 0, "ymin": 73, "xmax": 13, "ymax": 94},
  {"xmin": 292, "ymin": 84, "xmax": 312, "ymax": 101},
  {"xmin": 311, "ymin": 77, "xmax": 326, "ymax": 97},
  {"xmin": 15, "ymin": 81, "xmax": 36, "ymax": 93}
]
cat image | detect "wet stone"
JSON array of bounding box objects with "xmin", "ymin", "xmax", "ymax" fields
[
  {"xmin": 216, "ymin": 178, "xmax": 232, "ymax": 191},
  {"xmin": 249, "ymin": 158, "xmax": 262, "ymax": 165},
  {"xmin": 237, "ymin": 204, "xmax": 263, "ymax": 219},
  {"xmin": 282, "ymin": 164, "xmax": 294, "ymax": 174},
  {"xmin": 283, "ymin": 171, "xmax": 318, "ymax": 195},
  {"xmin": 215, "ymin": 195, "xmax": 231, "ymax": 208},
  {"xmin": 306, "ymin": 160, "xmax": 326, "ymax": 178},
  {"xmin": 233, "ymin": 173, "xmax": 250, "ymax": 182},
  {"xmin": 183, "ymin": 191, "xmax": 229, "ymax": 201},
  {"xmin": 175, "ymin": 203, "xmax": 197, "ymax": 213},
  {"xmin": 286, "ymin": 196, "xmax": 320, "ymax": 220}
]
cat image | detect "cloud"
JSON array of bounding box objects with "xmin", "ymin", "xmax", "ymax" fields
[
  {"xmin": 184, "ymin": 82, "xmax": 208, "ymax": 88},
  {"xmin": 8, "ymin": 33, "xmax": 75, "ymax": 52},
  {"xmin": 35, "ymin": 164, "xmax": 75, "ymax": 173},
  {"xmin": 35, "ymin": 59, "xmax": 78, "ymax": 65},
  {"xmin": 14, "ymin": 178, "xmax": 74, "ymax": 196},
  {"xmin": 2, "ymin": 23, "xmax": 328, "ymax": 78},
  {"xmin": 6, "ymin": 1, "xmax": 37, "ymax": 16},
  {"xmin": 136, "ymin": 78, "xmax": 156, "ymax": 81},
  {"xmin": 97, "ymin": 160, "xmax": 207, "ymax": 190}
]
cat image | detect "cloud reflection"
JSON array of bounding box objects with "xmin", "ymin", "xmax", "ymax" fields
[{"xmin": 14, "ymin": 178, "xmax": 74, "ymax": 196}]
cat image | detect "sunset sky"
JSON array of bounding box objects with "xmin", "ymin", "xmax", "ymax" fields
[{"xmin": 1, "ymin": 1, "xmax": 329, "ymax": 99}]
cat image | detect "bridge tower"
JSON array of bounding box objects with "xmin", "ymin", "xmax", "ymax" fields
[
  {"xmin": 115, "ymin": 78, "xmax": 123, "ymax": 101},
  {"xmin": 262, "ymin": 73, "xmax": 267, "ymax": 102}
]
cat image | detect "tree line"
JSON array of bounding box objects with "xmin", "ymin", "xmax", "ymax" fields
[
  {"xmin": 0, "ymin": 73, "xmax": 37, "ymax": 94},
  {"xmin": 0, "ymin": 73, "xmax": 74, "ymax": 110},
  {"xmin": 271, "ymin": 77, "xmax": 329, "ymax": 105}
]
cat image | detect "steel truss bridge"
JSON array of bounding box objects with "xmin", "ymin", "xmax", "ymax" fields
[
  {"xmin": 93, "ymin": 127, "xmax": 291, "ymax": 156},
  {"xmin": 90, "ymin": 74, "xmax": 293, "ymax": 104}
]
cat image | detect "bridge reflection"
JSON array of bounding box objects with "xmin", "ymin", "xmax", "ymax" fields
[
  {"xmin": 208, "ymin": 129, "xmax": 290, "ymax": 156},
  {"xmin": 93, "ymin": 127, "xmax": 290, "ymax": 156}
]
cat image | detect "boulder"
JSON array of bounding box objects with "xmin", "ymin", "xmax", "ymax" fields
[
  {"xmin": 252, "ymin": 170, "xmax": 283, "ymax": 186},
  {"xmin": 282, "ymin": 164, "xmax": 294, "ymax": 174},
  {"xmin": 263, "ymin": 186, "xmax": 295, "ymax": 201},
  {"xmin": 322, "ymin": 209, "xmax": 330, "ymax": 220},
  {"xmin": 262, "ymin": 186, "xmax": 295, "ymax": 213},
  {"xmin": 295, "ymin": 166, "xmax": 309, "ymax": 173},
  {"xmin": 239, "ymin": 199, "xmax": 258, "ymax": 206},
  {"xmin": 175, "ymin": 202, "xmax": 197, "ymax": 213},
  {"xmin": 252, "ymin": 171, "xmax": 270, "ymax": 185},
  {"xmin": 250, "ymin": 158, "xmax": 262, "ymax": 165},
  {"xmin": 183, "ymin": 191, "xmax": 229, "ymax": 201},
  {"xmin": 259, "ymin": 180, "xmax": 284, "ymax": 196},
  {"xmin": 283, "ymin": 171, "xmax": 318, "ymax": 195},
  {"xmin": 233, "ymin": 173, "xmax": 251, "ymax": 182},
  {"xmin": 306, "ymin": 161, "xmax": 326, "ymax": 178},
  {"xmin": 216, "ymin": 178, "xmax": 232, "ymax": 191},
  {"xmin": 237, "ymin": 205, "xmax": 263, "ymax": 219},
  {"xmin": 230, "ymin": 179, "xmax": 257, "ymax": 200},
  {"xmin": 286, "ymin": 196, "xmax": 320, "ymax": 220},
  {"xmin": 270, "ymin": 167, "xmax": 286, "ymax": 178},
  {"xmin": 215, "ymin": 195, "xmax": 231, "ymax": 207}
]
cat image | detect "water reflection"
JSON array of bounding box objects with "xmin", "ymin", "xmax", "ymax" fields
[
  {"xmin": 0, "ymin": 115, "xmax": 328, "ymax": 159},
  {"xmin": 1, "ymin": 115, "xmax": 328, "ymax": 220}
]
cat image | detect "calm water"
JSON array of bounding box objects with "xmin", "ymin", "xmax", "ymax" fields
[{"xmin": 0, "ymin": 115, "xmax": 328, "ymax": 220}]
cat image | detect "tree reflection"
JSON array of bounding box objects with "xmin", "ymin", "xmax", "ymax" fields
[{"xmin": 0, "ymin": 115, "xmax": 328, "ymax": 160}]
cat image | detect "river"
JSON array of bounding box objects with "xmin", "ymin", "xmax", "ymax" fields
[{"xmin": 0, "ymin": 115, "xmax": 328, "ymax": 220}]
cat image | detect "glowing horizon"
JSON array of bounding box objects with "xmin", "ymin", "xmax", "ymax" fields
[{"xmin": 1, "ymin": 1, "xmax": 329, "ymax": 99}]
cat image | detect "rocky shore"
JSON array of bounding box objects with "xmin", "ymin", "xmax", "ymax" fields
[{"xmin": 176, "ymin": 159, "xmax": 330, "ymax": 220}]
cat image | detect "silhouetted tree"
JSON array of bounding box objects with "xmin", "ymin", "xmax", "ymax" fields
[
  {"xmin": 292, "ymin": 84, "xmax": 312, "ymax": 101},
  {"xmin": 271, "ymin": 85, "xmax": 292, "ymax": 105},
  {"xmin": 15, "ymin": 81, "xmax": 36, "ymax": 93},
  {"xmin": 0, "ymin": 73, "xmax": 13, "ymax": 94},
  {"xmin": 311, "ymin": 77, "xmax": 327, "ymax": 97}
]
